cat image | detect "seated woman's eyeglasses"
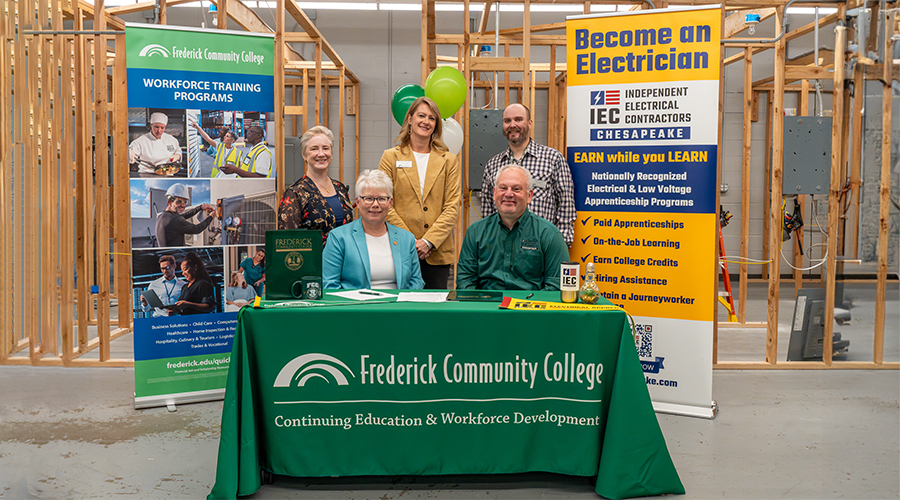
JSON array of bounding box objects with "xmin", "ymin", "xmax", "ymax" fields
[{"xmin": 360, "ymin": 196, "xmax": 391, "ymax": 204}]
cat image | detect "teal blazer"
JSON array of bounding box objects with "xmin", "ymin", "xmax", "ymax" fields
[{"xmin": 322, "ymin": 220, "xmax": 425, "ymax": 290}]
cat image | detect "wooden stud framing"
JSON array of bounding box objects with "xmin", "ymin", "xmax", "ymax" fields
[
  {"xmin": 1, "ymin": 0, "xmax": 14, "ymax": 360},
  {"xmin": 322, "ymin": 76, "xmax": 329, "ymax": 130},
  {"xmin": 275, "ymin": 0, "xmax": 285, "ymax": 195},
  {"xmin": 339, "ymin": 67, "xmax": 345, "ymax": 184},
  {"xmin": 315, "ymin": 41, "xmax": 321, "ymax": 125},
  {"xmin": 61, "ymin": 36, "xmax": 75, "ymax": 363},
  {"xmin": 873, "ymin": 10, "xmax": 894, "ymax": 365},
  {"xmin": 94, "ymin": 3, "xmax": 111, "ymax": 362},
  {"xmin": 27, "ymin": 34, "xmax": 39, "ymax": 360},
  {"xmin": 765, "ymin": 6, "xmax": 786, "ymax": 364},
  {"xmin": 40, "ymin": 32, "xmax": 53, "ymax": 356},
  {"xmin": 302, "ymin": 69, "xmax": 309, "ymax": 135},
  {"xmin": 459, "ymin": 41, "xmax": 468, "ymax": 280},
  {"xmin": 739, "ymin": 47, "xmax": 752, "ymax": 324},
  {"xmin": 547, "ymin": 45, "xmax": 557, "ymax": 150},
  {"xmin": 822, "ymin": 25, "xmax": 847, "ymax": 367},
  {"xmin": 217, "ymin": 0, "xmax": 228, "ymax": 29},
  {"xmin": 113, "ymin": 36, "xmax": 130, "ymax": 331},
  {"xmin": 74, "ymin": 10, "xmax": 90, "ymax": 352}
]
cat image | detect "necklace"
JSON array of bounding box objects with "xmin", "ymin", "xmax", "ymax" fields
[{"xmin": 310, "ymin": 175, "xmax": 335, "ymax": 195}]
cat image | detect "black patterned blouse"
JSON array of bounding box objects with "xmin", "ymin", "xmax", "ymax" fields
[{"xmin": 277, "ymin": 176, "xmax": 354, "ymax": 243}]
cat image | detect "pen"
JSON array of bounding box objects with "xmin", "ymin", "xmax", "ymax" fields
[
  {"xmin": 525, "ymin": 293, "xmax": 534, "ymax": 299},
  {"xmin": 359, "ymin": 290, "xmax": 381, "ymax": 296}
]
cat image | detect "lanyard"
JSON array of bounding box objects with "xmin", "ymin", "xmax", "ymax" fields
[{"xmin": 163, "ymin": 279, "xmax": 176, "ymax": 303}]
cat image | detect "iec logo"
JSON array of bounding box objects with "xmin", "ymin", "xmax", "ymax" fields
[
  {"xmin": 138, "ymin": 44, "xmax": 170, "ymax": 58},
  {"xmin": 562, "ymin": 267, "xmax": 577, "ymax": 276},
  {"xmin": 590, "ymin": 90, "xmax": 620, "ymax": 106},
  {"xmin": 273, "ymin": 353, "xmax": 355, "ymax": 387}
]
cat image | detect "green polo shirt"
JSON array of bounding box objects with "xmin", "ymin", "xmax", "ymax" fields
[{"xmin": 457, "ymin": 210, "xmax": 570, "ymax": 291}]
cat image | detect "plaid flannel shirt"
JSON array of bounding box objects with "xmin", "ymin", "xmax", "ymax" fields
[{"xmin": 481, "ymin": 139, "xmax": 576, "ymax": 246}]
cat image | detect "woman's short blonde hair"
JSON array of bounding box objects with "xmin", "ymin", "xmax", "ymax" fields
[{"xmin": 355, "ymin": 169, "xmax": 394, "ymax": 198}]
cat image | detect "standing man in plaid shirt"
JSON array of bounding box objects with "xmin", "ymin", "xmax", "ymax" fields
[{"xmin": 482, "ymin": 103, "xmax": 576, "ymax": 247}]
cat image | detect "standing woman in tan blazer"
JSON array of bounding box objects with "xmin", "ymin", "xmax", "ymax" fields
[{"xmin": 378, "ymin": 96, "xmax": 461, "ymax": 289}]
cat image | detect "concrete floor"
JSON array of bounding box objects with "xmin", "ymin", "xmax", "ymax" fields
[{"xmin": 1, "ymin": 283, "xmax": 898, "ymax": 499}]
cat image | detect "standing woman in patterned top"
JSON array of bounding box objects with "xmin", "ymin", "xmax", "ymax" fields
[
  {"xmin": 277, "ymin": 126, "xmax": 353, "ymax": 242},
  {"xmin": 379, "ymin": 97, "xmax": 461, "ymax": 289}
]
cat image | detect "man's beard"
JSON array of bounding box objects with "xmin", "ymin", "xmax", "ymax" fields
[{"xmin": 505, "ymin": 129, "xmax": 529, "ymax": 146}]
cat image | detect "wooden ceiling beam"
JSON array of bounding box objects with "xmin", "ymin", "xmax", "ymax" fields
[
  {"xmin": 484, "ymin": 22, "xmax": 566, "ymax": 36},
  {"xmin": 62, "ymin": 0, "xmax": 126, "ymax": 31},
  {"xmin": 106, "ymin": 0, "xmax": 194, "ymax": 15},
  {"xmin": 724, "ymin": 8, "xmax": 776, "ymax": 38}
]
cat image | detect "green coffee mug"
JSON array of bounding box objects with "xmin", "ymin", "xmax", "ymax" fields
[{"xmin": 291, "ymin": 276, "xmax": 322, "ymax": 300}]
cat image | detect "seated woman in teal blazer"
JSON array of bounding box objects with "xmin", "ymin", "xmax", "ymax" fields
[{"xmin": 323, "ymin": 170, "xmax": 425, "ymax": 290}]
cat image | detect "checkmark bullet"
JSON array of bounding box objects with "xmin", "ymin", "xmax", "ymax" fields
[
  {"xmin": 581, "ymin": 216, "xmax": 591, "ymax": 226},
  {"xmin": 581, "ymin": 236, "xmax": 590, "ymax": 244},
  {"xmin": 581, "ymin": 254, "xmax": 590, "ymax": 262}
]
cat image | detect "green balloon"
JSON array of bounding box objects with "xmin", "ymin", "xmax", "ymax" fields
[
  {"xmin": 424, "ymin": 67, "xmax": 466, "ymax": 119},
  {"xmin": 391, "ymin": 84, "xmax": 425, "ymax": 125}
]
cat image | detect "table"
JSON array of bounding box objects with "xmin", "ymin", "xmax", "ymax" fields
[{"xmin": 209, "ymin": 291, "xmax": 684, "ymax": 499}]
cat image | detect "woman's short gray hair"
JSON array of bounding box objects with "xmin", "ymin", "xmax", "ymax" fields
[
  {"xmin": 495, "ymin": 164, "xmax": 534, "ymax": 191},
  {"xmin": 356, "ymin": 169, "xmax": 394, "ymax": 198},
  {"xmin": 299, "ymin": 126, "xmax": 335, "ymax": 156}
]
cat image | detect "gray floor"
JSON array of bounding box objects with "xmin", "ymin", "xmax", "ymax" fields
[{"xmin": 1, "ymin": 284, "xmax": 898, "ymax": 499}]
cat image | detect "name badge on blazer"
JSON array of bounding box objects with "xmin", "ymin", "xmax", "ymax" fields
[
  {"xmin": 533, "ymin": 179, "xmax": 548, "ymax": 189},
  {"xmin": 396, "ymin": 160, "xmax": 413, "ymax": 169}
]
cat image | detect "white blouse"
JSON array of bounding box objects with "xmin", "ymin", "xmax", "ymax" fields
[
  {"xmin": 413, "ymin": 150, "xmax": 430, "ymax": 196},
  {"xmin": 366, "ymin": 232, "xmax": 397, "ymax": 289}
]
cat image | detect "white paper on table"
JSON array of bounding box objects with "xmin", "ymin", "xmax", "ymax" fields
[
  {"xmin": 396, "ymin": 292, "xmax": 449, "ymax": 302},
  {"xmin": 328, "ymin": 289, "xmax": 395, "ymax": 301}
]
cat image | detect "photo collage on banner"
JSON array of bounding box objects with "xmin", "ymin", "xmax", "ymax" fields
[
  {"xmin": 126, "ymin": 24, "xmax": 275, "ymax": 408},
  {"xmin": 566, "ymin": 7, "xmax": 720, "ymax": 417}
]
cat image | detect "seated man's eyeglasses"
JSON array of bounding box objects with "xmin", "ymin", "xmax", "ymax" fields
[{"xmin": 359, "ymin": 196, "xmax": 391, "ymax": 204}]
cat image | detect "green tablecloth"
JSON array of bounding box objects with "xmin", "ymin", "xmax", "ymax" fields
[{"xmin": 209, "ymin": 291, "xmax": 683, "ymax": 499}]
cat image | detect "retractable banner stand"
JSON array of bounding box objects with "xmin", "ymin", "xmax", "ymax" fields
[
  {"xmin": 566, "ymin": 7, "xmax": 720, "ymax": 418},
  {"xmin": 126, "ymin": 25, "xmax": 276, "ymax": 409}
]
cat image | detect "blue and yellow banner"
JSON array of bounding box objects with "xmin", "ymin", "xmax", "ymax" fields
[{"xmin": 566, "ymin": 7, "xmax": 719, "ymax": 416}]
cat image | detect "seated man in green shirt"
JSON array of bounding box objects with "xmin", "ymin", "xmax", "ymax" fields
[{"xmin": 457, "ymin": 164, "xmax": 570, "ymax": 291}]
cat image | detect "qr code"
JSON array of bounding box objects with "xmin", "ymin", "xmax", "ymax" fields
[{"xmin": 635, "ymin": 324, "xmax": 653, "ymax": 358}]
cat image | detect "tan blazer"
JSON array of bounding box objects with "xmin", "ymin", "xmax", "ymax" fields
[{"xmin": 378, "ymin": 145, "xmax": 461, "ymax": 266}]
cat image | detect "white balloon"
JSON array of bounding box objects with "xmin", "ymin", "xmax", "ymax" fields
[{"xmin": 442, "ymin": 118, "xmax": 464, "ymax": 155}]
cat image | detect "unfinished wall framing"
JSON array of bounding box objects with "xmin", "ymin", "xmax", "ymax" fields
[
  {"xmin": 0, "ymin": 0, "xmax": 360, "ymax": 366},
  {"xmin": 1, "ymin": 0, "xmax": 132, "ymax": 367},
  {"xmin": 424, "ymin": 0, "xmax": 898, "ymax": 369},
  {"xmin": 717, "ymin": 1, "xmax": 898, "ymax": 369}
]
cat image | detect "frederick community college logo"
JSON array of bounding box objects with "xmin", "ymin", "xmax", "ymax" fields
[
  {"xmin": 284, "ymin": 251, "xmax": 304, "ymax": 271},
  {"xmin": 273, "ymin": 353, "xmax": 355, "ymax": 387},
  {"xmin": 139, "ymin": 44, "xmax": 170, "ymax": 58}
]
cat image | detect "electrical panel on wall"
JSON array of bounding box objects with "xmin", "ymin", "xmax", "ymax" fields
[
  {"xmin": 782, "ymin": 116, "xmax": 833, "ymax": 195},
  {"xmin": 468, "ymin": 109, "xmax": 504, "ymax": 191}
]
